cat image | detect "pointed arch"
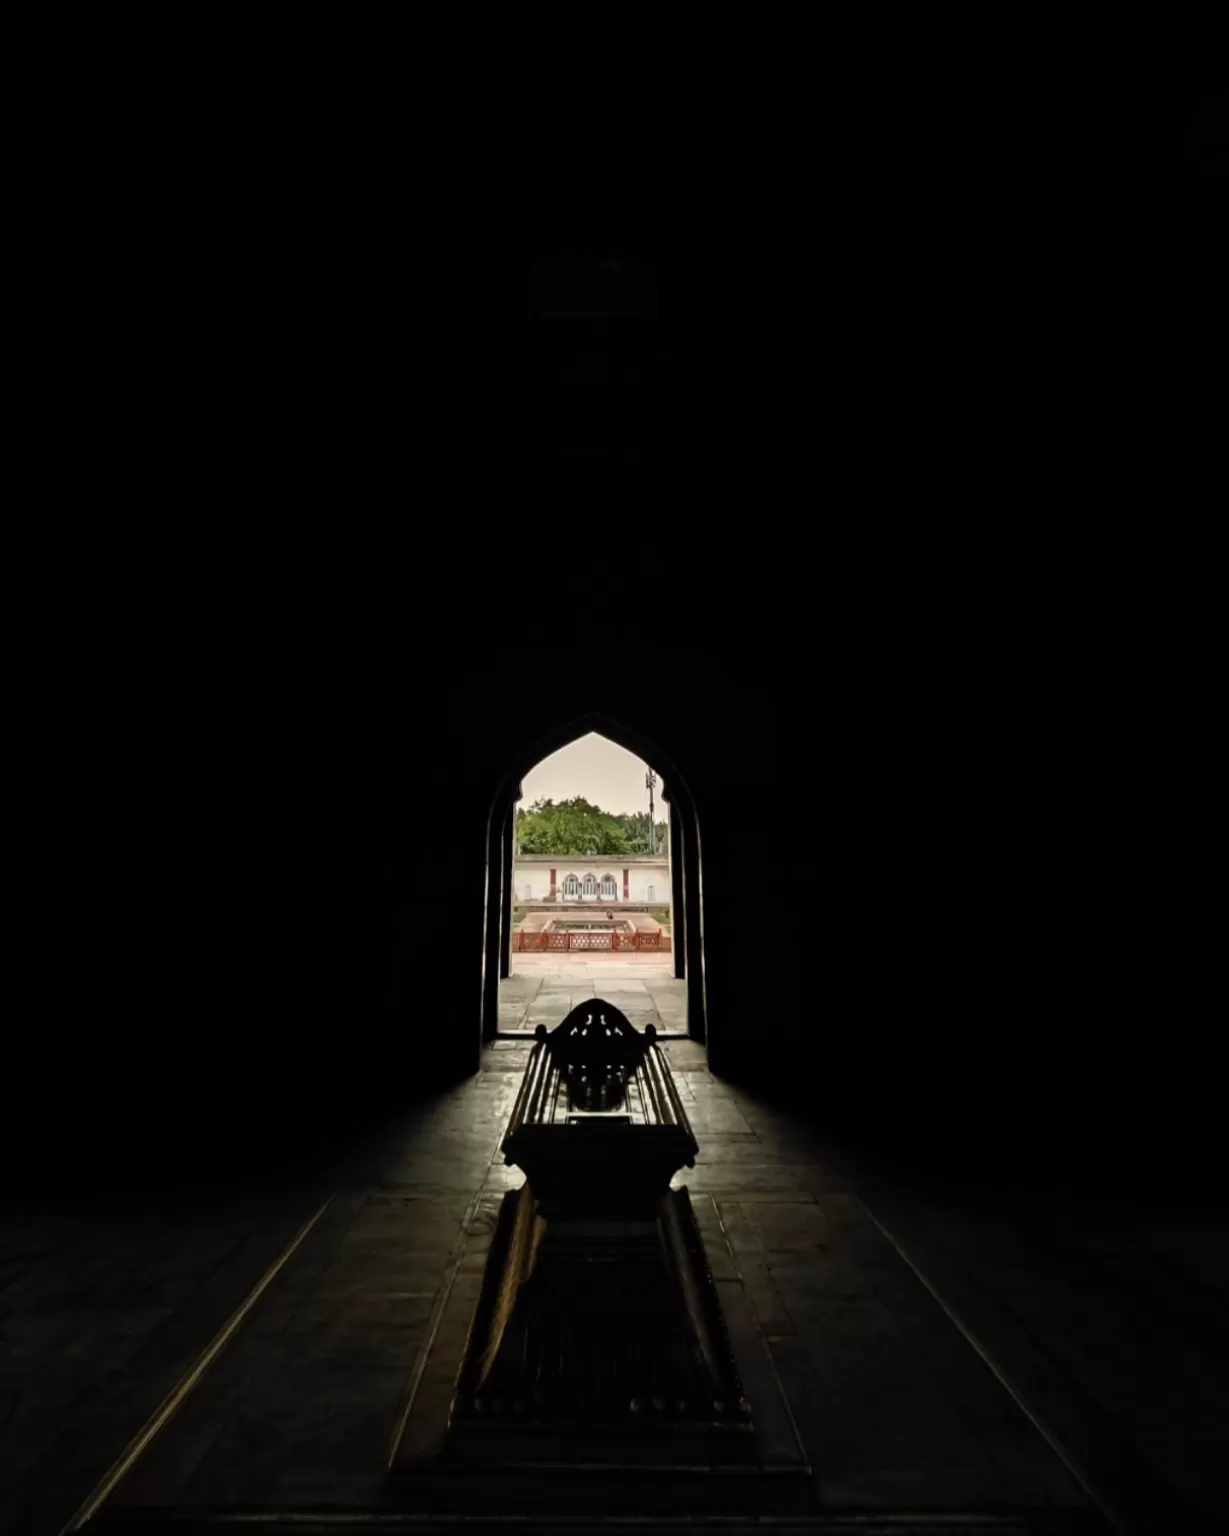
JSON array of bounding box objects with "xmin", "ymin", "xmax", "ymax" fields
[{"xmin": 480, "ymin": 711, "xmax": 707, "ymax": 1055}]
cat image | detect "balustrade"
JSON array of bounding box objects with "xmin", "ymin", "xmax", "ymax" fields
[{"xmin": 515, "ymin": 929, "xmax": 671, "ymax": 952}]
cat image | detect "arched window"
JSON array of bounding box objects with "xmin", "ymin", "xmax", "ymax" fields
[
  {"xmin": 600, "ymin": 874, "xmax": 617, "ymax": 900},
  {"xmin": 562, "ymin": 874, "xmax": 580, "ymax": 899},
  {"xmin": 582, "ymin": 874, "xmax": 597, "ymax": 898}
]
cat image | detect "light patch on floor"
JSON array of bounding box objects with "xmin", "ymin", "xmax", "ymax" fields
[{"xmin": 499, "ymin": 970, "xmax": 687, "ymax": 1034}]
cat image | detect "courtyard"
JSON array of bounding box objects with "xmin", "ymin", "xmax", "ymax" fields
[{"xmin": 498, "ymin": 958, "xmax": 685, "ymax": 1034}]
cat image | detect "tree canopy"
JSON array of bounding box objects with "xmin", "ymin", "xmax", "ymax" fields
[
  {"xmin": 515, "ymin": 797, "xmax": 668, "ymax": 856},
  {"xmin": 614, "ymin": 809, "xmax": 668, "ymax": 855}
]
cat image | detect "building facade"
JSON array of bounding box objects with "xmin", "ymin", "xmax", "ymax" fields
[{"xmin": 513, "ymin": 853, "xmax": 670, "ymax": 905}]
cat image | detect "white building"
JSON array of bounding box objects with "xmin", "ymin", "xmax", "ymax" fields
[{"xmin": 512, "ymin": 853, "xmax": 670, "ymax": 906}]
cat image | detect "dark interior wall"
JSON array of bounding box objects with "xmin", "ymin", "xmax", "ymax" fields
[
  {"xmin": 12, "ymin": 580, "xmax": 1213, "ymax": 1185},
  {"xmin": 7, "ymin": 22, "xmax": 1224, "ymax": 1184}
]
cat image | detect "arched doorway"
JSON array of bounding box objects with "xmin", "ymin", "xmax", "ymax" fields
[{"xmin": 480, "ymin": 712, "xmax": 707, "ymax": 1053}]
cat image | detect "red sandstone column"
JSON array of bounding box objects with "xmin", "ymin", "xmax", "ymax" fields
[
  {"xmin": 623, "ymin": 868, "xmax": 629, "ymax": 901},
  {"xmin": 550, "ymin": 867, "xmax": 557, "ymax": 899}
]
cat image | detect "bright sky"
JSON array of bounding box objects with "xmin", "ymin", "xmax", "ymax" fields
[{"xmin": 519, "ymin": 732, "xmax": 664, "ymax": 817}]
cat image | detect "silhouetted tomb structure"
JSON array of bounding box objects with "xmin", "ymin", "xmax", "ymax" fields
[
  {"xmin": 393, "ymin": 1003, "xmax": 811, "ymax": 1513},
  {"xmin": 455, "ymin": 1002, "xmax": 742, "ymax": 1424}
]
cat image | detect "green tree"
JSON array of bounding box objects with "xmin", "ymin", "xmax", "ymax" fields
[
  {"xmin": 611, "ymin": 811, "xmax": 669, "ymax": 854},
  {"xmin": 515, "ymin": 797, "xmax": 631, "ymax": 856}
]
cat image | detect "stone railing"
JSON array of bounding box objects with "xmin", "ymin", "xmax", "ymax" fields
[{"xmin": 514, "ymin": 930, "xmax": 670, "ymax": 952}]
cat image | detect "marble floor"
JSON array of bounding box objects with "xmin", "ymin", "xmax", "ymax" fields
[{"xmin": 2, "ymin": 1038, "xmax": 1225, "ymax": 1533}]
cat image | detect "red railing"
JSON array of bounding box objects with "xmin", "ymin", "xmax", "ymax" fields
[{"xmin": 514, "ymin": 930, "xmax": 671, "ymax": 952}]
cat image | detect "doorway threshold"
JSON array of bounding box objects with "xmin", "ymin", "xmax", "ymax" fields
[{"xmin": 494, "ymin": 1032, "xmax": 691, "ymax": 1042}]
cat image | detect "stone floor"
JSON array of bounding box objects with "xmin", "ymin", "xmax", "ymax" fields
[
  {"xmin": 2, "ymin": 1040, "xmax": 1226, "ymax": 1533},
  {"xmin": 506, "ymin": 950, "xmax": 677, "ymax": 971},
  {"xmin": 498, "ymin": 968, "xmax": 685, "ymax": 1033}
]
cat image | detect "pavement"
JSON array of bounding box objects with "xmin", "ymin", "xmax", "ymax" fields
[{"xmin": 498, "ymin": 966, "xmax": 685, "ymax": 1034}]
